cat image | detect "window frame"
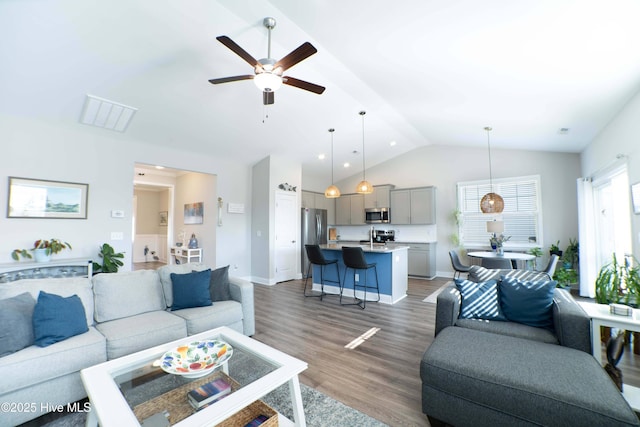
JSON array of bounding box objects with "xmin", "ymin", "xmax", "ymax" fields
[{"xmin": 456, "ymin": 175, "xmax": 543, "ymax": 250}]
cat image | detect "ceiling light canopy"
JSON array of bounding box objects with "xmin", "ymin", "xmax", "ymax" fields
[
  {"xmin": 480, "ymin": 126, "xmax": 504, "ymax": 214},
  {"xmin": 325, "ymin": 128, "xmax": 341, "ymax": 198},
  {"xmin": 356, "ymin": 111, "xmax": 373, "ymax": 194}
]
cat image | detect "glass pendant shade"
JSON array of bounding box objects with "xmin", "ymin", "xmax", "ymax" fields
[
  {"xmin": 356, "ymin": 180, "xmax": 373, "ymax": 194},
  {"xmin": 356, "ymin": 110, "xmax": 373, "ymax": 194},
  {"xmin": 324, "ymin": 128, "xmax": 341, "ymax": 198},
  {"xmin": 480, "ymin": 126, "xmax": 504, "ymax": 213},
  {"xmin": 325, "ymin": 184, "xmax": 341, "ymax": 198},
  {"xmin": 253, "ymin": 72, "xmax": 282, "ymax": 92}
]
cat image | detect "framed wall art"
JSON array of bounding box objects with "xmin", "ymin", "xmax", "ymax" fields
[
  {"xmin": 159, "ymin": 211, "xmax": 168, "ymax": 226},
  {"xmin": 7, "ymin": 177, "xmax": 89, "ymax": 219},
  {"xmin": 184, "ymin": 202, "xmax": 204, "ymax": 224}
]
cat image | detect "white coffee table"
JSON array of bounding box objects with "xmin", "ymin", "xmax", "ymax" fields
[
  {"xmin": 577, "ymin": 301, "xmax": 640, "ymax": 410},
  {"xmin": 81, "ymin": 326, "xmax": 308, "ymax": 426}
]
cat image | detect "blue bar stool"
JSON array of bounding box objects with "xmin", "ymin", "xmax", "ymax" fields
[
  {"xmin": 304, "ymin": 245, "xmax": 340, "ymax": 301},
  {"xmin": 341, "ymin": 246, "xmax": 380, "ymax": 309}
]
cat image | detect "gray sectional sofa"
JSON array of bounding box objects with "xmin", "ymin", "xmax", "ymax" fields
[
  {"xmin": 0, "ymin": 263, "xmax": 254, "ymax": 426},
  {"xmin": 421, "ymin": 267, "xmax": 640, "ymax": 426}
]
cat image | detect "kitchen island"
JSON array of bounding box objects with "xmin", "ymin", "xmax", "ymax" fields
[{"xmin": 311, "ymin": 243, "xmax": 409, "ymax": 304}]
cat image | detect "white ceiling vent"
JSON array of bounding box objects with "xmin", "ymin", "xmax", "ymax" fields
[{"xmin": 80, "ymin": 94, "xmax": 137, "ymax": 132}]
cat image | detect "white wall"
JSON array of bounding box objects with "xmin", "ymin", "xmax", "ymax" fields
[
  {"xmin": 0, "ymin": 116, "xmax": 252, "ymax": 277},
  {"xmin": 581, "ymin": 88, "xmax": 640, "ymax": 260},
  {"xmin": 310, "ymin": 144, "xmax": 581, "ymax": 275}
]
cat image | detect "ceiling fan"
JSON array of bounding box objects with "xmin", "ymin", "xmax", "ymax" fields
[{"xmin": 209, "ymin": 17, "xmax": 325, "ymax": 105}]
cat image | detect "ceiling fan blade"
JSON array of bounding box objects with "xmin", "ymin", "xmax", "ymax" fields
[
  {"xmin": 263, "ymin": 91, "xmax": 275, "ymax": 105},
  {"xmin": 283, "ymin": 76, "xmax": 326, "ymax": 94},
  {"xmin": 216, "ymin": 36, "xmax": 260, "ymax": 68},
  {"xmin": 274, "ymin": 42, "xmax": 317, "ymax": 72},
  {"xmin": 208, "ymin": 75, "xmax": 254, "ymax": 85}
]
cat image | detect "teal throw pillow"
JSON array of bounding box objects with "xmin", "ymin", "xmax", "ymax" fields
[
  {"xmin": 454, "ymin": 278, "xmax": 506, "ymax": 321},
  {"xmin": 33, "ymin": 291, "xmax": 88, "ymax": 347},
  {"xmin": 0, "ymin": 292, "xmax": 36, "ymax": 356},
  {"xmin": 171, "ymin": 269, "xmax": 213, "ymax": 310},
  {"xmin": 210, "ymin": 265, "xmax": 231, "ymax": 302},
  {"xmin": 499, "ymin": 277, "xmax": 557, "ymax": 329}
]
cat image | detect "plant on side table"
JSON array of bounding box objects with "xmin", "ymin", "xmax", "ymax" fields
[
  {"xmin": 11, "ymin": 238, "xmax": 72, "ymax": 262},
  {"xmin": 92, "ymin": 243, "xmax": 125, "ymax": 274}
]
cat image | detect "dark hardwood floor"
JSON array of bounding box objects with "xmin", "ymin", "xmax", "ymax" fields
[{"xmin": 251, "ymin": 277, "xmax": 448, "ymax": 426}]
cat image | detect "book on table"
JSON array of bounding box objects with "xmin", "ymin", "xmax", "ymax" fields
[{"xmin": 187, "ymin": 378, "xmax": 232, "ymax": 409}]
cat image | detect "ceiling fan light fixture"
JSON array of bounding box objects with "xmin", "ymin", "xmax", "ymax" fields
[
  {"xmin": 325, "ymin": 128, "xmax": 341, "ymax": 198},
  {"xmin": 254, "ymin": 72, "xmax": 282, "ymax": 92}
]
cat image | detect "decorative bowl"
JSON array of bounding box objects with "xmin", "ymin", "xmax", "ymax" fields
[
  {"xmin": 160, "ymin": 340, "xmax": 233, "ymax": 378},
  {"xmin": 176, "ymin": 243, "xmax": 183, "ymax": 247}
]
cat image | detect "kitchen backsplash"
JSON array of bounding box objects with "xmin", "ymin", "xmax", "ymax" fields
[{"xmin": 331, "ymin": 224, "xmax": 437, "ymax": 243}]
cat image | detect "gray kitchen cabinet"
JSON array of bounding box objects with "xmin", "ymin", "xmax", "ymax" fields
[
  {"xmin": 364, "ymin": 185, "xmax": 393, "ymax": 209},
  {"xmin": 390, "ymin": 186, "xmax": 436, "ymax": 224},
  {"xmin": 301, "ymin": 190, "xmax": 336, "ymax": 224},
  {"xmin": 335, "ymin": 194, "xmax": 365, "ymax": 225},
  {"xmin": 407, "ymin": 242, "xmax": 436, "ymax": 278},
  {"xmin": 301, "ymin": 190, "xmax": 315, "ymax": 208}
]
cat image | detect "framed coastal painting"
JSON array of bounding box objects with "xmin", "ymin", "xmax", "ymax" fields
[
  {"xmin": 159, "ymin": 211, "xmax": 168, "ymax": 226},
  {"xmin": 7, "ymin": 177, "xmax": 89, "ymax": 219},
  {"xmin": 184, "ymin": 202, "xmax": 204, "ymax": 224}
]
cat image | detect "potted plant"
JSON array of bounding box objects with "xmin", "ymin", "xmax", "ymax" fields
[
  {"xmin": 11, "ymin": 238, "xmax": 72, "ymax": 262},
  {"xmin": 553, "ymin": 267, "xmax": 578, "ymax": 288},
  {"xmin": 527, "ymin": 247, "xmax": 543, "ymax": 270},
  {"xmin": 549, "ymin": 241, "xmax": 563, "ymax": 257},
  {"xmin": 93, "ymin": 243, "xmax": 125, "ymax": 274},
  {"xmin": 595, "ymin": 253, "xmax": 640, "ymax": 307},
  {"xmin": 563, "ymin": 238, "xmax": 579, "ymax": 269}
]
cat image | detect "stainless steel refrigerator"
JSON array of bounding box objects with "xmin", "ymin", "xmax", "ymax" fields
[{"xmin": 301, "ymin": 208, "xmax": 328, "ymax": 278}]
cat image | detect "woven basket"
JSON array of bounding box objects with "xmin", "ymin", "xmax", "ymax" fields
[{"xmin": 216, "ymin": 399, "xmax": 278, "ymax": 427}]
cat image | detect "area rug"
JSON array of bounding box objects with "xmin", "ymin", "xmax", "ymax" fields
[{"xmin": 423, "ymin": 283, "xmax": 451, "ymax": 303}]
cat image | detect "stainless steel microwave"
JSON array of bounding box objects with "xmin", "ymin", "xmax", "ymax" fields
[{"xmin": 365, "ymin": 208, "xmax": 390, "ymax": 224}]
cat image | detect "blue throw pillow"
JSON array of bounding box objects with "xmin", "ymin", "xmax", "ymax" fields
[
  {"xmin": 171, "ymin": 269, "xmax": 213, "ymax": 311},
  {"xmin": 0, "ymin": 292, "xmax": 36, "ymax": 356},
  {"xmin": 454, "ymin": 278, "xmax": 506, "ymax": 321},
  {"xmin": 33, "ymin": 291, "xmax": 88, "ymax": 347},
  {"xmin": 499, "ymin": 277, "xmax": 557, "ymax": 329}
]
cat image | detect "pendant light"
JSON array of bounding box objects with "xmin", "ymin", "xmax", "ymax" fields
[
  {"xmin": 356, "ymin": 110, "xmax": 373, "ymax": 194},
  {"xmin": 480, "ymin": 126, "xmax": 504, "ymax": 213},
  {"xmin": 324, "ymin": 128, "xmax": 341, "ymax": 198}
]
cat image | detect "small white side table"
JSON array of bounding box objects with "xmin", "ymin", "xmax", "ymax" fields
[
  {"xmin": 170, "ymin": 247, "xmax": 202, "ymax": 264},
  {"xmin": 577, "ymin": 301, "xmax": 640, "ymax": 410}
]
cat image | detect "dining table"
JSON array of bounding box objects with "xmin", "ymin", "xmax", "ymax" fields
[{"xmin": 467, "ymin": 251, "xmax": 535, "ymax": 269}]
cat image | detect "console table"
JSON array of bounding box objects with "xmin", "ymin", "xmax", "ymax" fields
[
  {"xmin": 0, "ymin": 258, "xmax": 93, "ymax": 282},
  {"xmin": 170, "ymin": 247, "xmax": 202, "ymax": 264}
]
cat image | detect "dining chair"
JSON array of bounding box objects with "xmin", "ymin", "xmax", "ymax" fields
[
  {"xmin": 541, "ymin": 254, "xmax": 560, "ymax": 279},
  {"xmin": 481, "ymin": 258, "xmax": 513, "ymax": 269},
  {"xmin": 449, "ymin": 250, "xmax": 472, "ymax": 279},
  {"xmin": 341, "ymin": 246, "xmax": 379, "ymax": 309},
  {"xmin": 304, "ymin": 244, "xmax": 340, "ymax": 300}
]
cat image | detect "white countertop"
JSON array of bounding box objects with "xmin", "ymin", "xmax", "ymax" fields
[{"xmin": 320, "ymin": 243, "xmax": 409, "ymax": 253}]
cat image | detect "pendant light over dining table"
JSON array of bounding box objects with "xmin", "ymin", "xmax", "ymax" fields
[
  {"xmin": 324, "ymin": 128, "xmax": 341, "ymax": 198},
  {"xmin": 480, "ymin": 126, "xmax": 504, "ymax": 213},
  {"xmin": 356, "ymin": 110, "xmax": 373, "ymax": 194}
]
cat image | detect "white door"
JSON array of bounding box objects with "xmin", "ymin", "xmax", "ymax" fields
[{"xmin": 275, "ymin": 191, "xmax": 298, "ymax": 283}]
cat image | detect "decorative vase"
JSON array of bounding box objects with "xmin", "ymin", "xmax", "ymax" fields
[
  {"xmin": 33, "ymin": 248, "xmax": 51, "ymax": 263},
  {"xmin": 188, "ymin": 234, "xmax": 198, "ymax": 249},
  {"xmin": 496, "ymin": 246, "xmax": 504, "ymax": 256}
]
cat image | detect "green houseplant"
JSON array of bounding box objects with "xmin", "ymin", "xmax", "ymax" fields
[
  {"xmin": 92, "ymin": 243, "xmax": 125, "ymax": 274},
  {"xmin": 11, "ymin": 238, "xmax": 72, "ymax": 261},
  {"xmin": 563, "ymin": 238, "xmax": 579, "ymax": 269},
  {"xmin": 527, "ymin": 247, "xmax": 543, "ymax": 270},
  {"xmin": 549, "ymin": 240, "xmax": 562, "ymax": 257},
  {"xmin": 595, "ymin": 253, "xmax": 640, "ymax": 307}
]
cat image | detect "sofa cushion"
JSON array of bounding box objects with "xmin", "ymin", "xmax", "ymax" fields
[
  {"xmin": 0, "ymin": 292, "xmax": 36, "ymax": 356},
  {"xmin": 170, "ymin": 269, "xmax": 212, "ymax": 311},
  {"xmin": 210, "ymin": 265, "xmax": 232, "ymax": 302},
  {"xmin": 455, "ymin": 318, "xmax": 559, "ymax": 345},
  {"xmin": 0, "ymin": 277, "xmax": 94, "ymax": 327},
  {"xmin": 0, "ymin": 327, "xmax": 106, "ymax": 394},
  {"xmin": 95, "ymin": 311, "xmax": 187, "ymax": 360},
  {"xmin": 93, "ymin": 270, "xmax": 165, "ymax": 322},
  {"xmin": 171, "ymin": 300, "xmax": 244, "ymax": 335},
  {"xmin": 157, "ymin": 263, "xmax": 209, "ymax": 308},
  {"xmin": 33, "ymin": 291, "xmax": 89, "ymax": 347},
  {"xmin": 454, "ymin": 278, "xmax": 506, "ymax": 321},
  {"xmin": 500, "ymin": 277, "xmax": 556, "ymax": 329}
]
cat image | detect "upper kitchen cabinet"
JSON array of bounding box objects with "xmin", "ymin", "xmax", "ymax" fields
[
  {"xmin": 364, "ymin": 185, "xmax": 394, "ymax": 209},
  {"xmin": 301, "ymin": 190, "xmax": 335, "ymax": 224},
  {"xmin": 335, "ymin": 194, "xmax": 365, "ymax": 225},
  {"xmin": 390, "ymin": 187, "xmax": 437, "ymax": 225}
]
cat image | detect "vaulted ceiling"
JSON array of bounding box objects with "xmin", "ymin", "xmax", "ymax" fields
[{"xmin": 2, "ymin": 0, "xmax": 640, "ymax": 182}]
